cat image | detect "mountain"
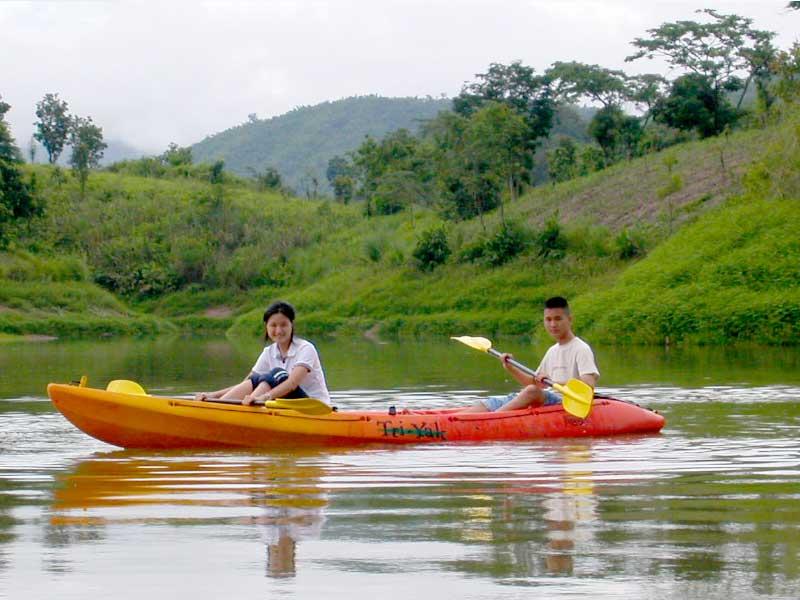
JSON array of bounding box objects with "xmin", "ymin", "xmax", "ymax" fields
[{"xmin": 191, "ymin": 95, "xmax": 451, "ymax": 193}]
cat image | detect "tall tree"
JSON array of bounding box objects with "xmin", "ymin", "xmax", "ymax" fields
[
  {"xmin": 69, "ymin": 116, "xmax": 107, "ymax": 197},
  {"xmin": 627, "ymin": 10, "xmax": 776, "ymax": 134},
  {"xmin": 1, "ymin": 96, "xmax": 23, "ymax": 163},
  {"xmin": 547, "ymin": 61, "xmax": 630, "ymax": 108},
  {"xmin": 34, "ymin": 93, "xmax": 71, "ymax": 164},
  {"xmin": 1, "ymin": 95, "xmax": 25, "ymax": 163},
  {"xmin": 0, "ymin": 161, "xmax": 42, "ymax": 246},
  {"xmin": 652, "ymin": 74, "xmax": 738, "ymax": 138},
  {"xmin": 454, "ymin": 61, "xmax": 556, "ymax": 153},
  {"xmin": 462, "ymin": 102, "xmax": 529, "ymax": 222}
]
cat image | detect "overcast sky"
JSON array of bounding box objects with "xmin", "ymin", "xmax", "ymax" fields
[{"xmin": 2, "ymin": 1, "xmax": 798, "ymax": 154}]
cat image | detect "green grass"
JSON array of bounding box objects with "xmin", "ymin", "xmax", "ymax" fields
[{"xmin": 4, "ymin": 104, "xmax": 800, "ymax": 344}]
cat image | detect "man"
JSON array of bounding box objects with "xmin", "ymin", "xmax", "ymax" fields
[{"xmin": 461, "ymin": 296, "xmax": 599, "ymax": 412}]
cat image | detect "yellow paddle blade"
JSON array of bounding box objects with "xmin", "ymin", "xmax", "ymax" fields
[
  {"xmin": 450, "ymin": 336, "xmax": 493, "ymax": 353},
  {"xmin": 264, "ymin": 398, "xmax": 332, "ymax": 416},
  {"xmin": 106, "ymin": 379, "xmax": 148, "ymax": 395},
  {"xmin": 550, "ymin": 379, "xmax": 594, "ymax": 419}
]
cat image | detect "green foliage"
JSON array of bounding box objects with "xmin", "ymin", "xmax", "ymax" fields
[
  {"xmin": 773, "ymin": 42, "xmax": 800, "ymax": 104},
  {"xmin": 69, "ymin": 116, "xmax": 107, "ymax": 197},
  {"xmin": 580, "ymin": 197, "xmax": 800, "ymax": 345},
  {"xmin": 535, "ymin": 215, "xmax": 568, "ymax": 259},
  {"xmin": 0, "ymin": 250, "xmax": 88, "ymax": 282},
  {"xmin": 482, "ymin": 222, "xmax": 530, "ymax": 266},
  {"xmin": 653, "ymin": 74, "xmax": 740, "ymax": 138},
  {"xmin": 162, "ymin": 142, "xmax": 192, "ymax": 167},
  {"xmin": 0, "ymin": 161, "xmax": 42, "ymax": 246},
  {"xmin": 547, "ymin": 61, "xmax": 630, "ymax": 108},
  {"xmin": 0, "ymin": 279, "xmax": 170, "ymax": 338},
  {"xmin": 0, "ymin": 95, "xmax": 23, "ymax": 163},
  {"xmin": 34, "ymin": 93, "xmax": 71, "ymax": 164},
  {"xmin": 191, "ymin": 96, "xmax": 450, "ymax": 194},
  {"xmin": 453, "ymin": 61, "xmax": 556, "ymax": 148},
  {"xmin": 589, "ymin": 105, "xmax": 643, "ymax": 160},
  {"xmin": 615, "ymin": 227, "xmax": 648, "ymax": 259},
  {"xmin": 547, "ymin": 137, "xmax": 578, "ymax": 183},
  {"xmin": 413, "ymin": 225, "xmax": 450, "ymax": 271}
]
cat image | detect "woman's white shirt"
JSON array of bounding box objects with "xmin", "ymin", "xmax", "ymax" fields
[{"xmin": 251, "ymin": 337, "xmax": 330, "ymax": 403}]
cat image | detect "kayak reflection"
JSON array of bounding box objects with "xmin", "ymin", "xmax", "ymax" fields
[{"xmin": 49, "ymin": 450, "xmax": 330, "ymax": 578}]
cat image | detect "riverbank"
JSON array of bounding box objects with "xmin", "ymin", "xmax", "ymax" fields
[{"xmin": 2, "ymin": 106, "xmax": 799, "ymax": 344}]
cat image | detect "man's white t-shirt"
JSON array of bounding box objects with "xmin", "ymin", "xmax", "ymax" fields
[
  {"xmin": 251, "ymin": 337, "xmax": 330, "ymax": 403},
  {"xmin": 536, "ymin": 336, "xmax": 599, "ymax": 385}
]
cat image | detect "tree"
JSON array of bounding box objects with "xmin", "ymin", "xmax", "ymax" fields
[
  {"xmin": 34, "ymin": 93, "xmax": 71, "ymax": 164},
  {"xmin": 588, "ymin": 105, "xmax": 643, "ymax": 159},
  {"xmin": 0, "ymin": 160, "xmax": 42, "ymax": 246},
  {"xmin": 652, "ymin": 74, "xmax": 739, "ymax": 138},
  {"xmin": 627, "ymin": 9, "xmax": 776, "ymax": 133},
  {"xmin": 247, "ymin": 165, "xmax": 282, "ymax": 191},
  {"xmin": 627, "ymin": 74, "xmax": 668, "ymax": 127},
  {"xmin": 413, "ymin": 225, "xmax": 450, "ymax": 271},
  {"xmin": 454, "ymin": 61, "xmax": 556, "ymax": 154},
  {"xmin": 462, "ymin": 102, "xmax": 529, "ymax": 222},
  {"xmin": 162, "ymin": 142, "xmax": 192, "ymax": 167},
  {"xmin": 425, "ymin": 111, "xmax": 499, "ymax": 223},
  {"xmin": 69, "ymin": 115, "xmax": 107, "ymax": 197},
  {"xmin": 773, "ymin": 42, "xmax": 800, "ymax": 103},
  {"xmin": 1, "ymin": 96, "xmax": 23, "ymax": 163},
  {"xmin": 547, "ymin": 61, "xmax": 629, "ymax": 108},
  {"xmin": 547, "ymin": 137, "xmax": 578, "ymax": 183}
]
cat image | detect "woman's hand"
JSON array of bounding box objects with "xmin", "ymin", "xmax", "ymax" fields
[{"xmin": 194, "ymin": 392, "xmax": 208, "ymax": 401}]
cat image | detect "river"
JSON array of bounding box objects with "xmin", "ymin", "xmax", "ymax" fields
[{"xmin": 1, "ymin": 336, "xmax": 799, "ymax": 599}]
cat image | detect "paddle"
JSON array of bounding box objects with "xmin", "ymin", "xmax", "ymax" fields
[
  {"xmin": 451, "ymin": 336, "xmax": 594, "ymax": 419},
  {"xmin": 199, "ymin": 395, "xmax": 332, "ymax": 416},
  {"xmin": 104, "ymin": 379, "xmax": 332, "ymax": 416}
]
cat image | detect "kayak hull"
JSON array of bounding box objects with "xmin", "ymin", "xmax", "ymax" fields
[{"xmin": 47, "ymin": 383, "xmax": 666, "ymax": 449}]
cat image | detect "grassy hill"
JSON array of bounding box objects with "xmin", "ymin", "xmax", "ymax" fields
[
  {"xmin": 2, "ymin": 104, "xmax": 798, "ymax": 345},
  {"xmin": 190, "ymin": 96, "xmax": 592, "ymax": 193},
  {"xmin": 191, "ymin": 96, "xmax": 451, "ymax": 193}
]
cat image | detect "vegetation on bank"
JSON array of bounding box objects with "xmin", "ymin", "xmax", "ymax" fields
[
  {"xmin": 1, "ymin": 8, "xmax": 799, "ymax": 344},
  {"xmin": 1, "ymin": 101, "xmax": 798, "ymax": 344}
]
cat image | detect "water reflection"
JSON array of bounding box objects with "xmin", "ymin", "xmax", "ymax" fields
[{"xmin": 49, "ymin": 451, "xmax": 329, "ymax": 579}]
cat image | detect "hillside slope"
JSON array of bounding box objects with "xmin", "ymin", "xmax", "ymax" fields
[
  {"xmin": 191, "ymin": 96, "xmax": 451, "ymax": 192},
  {"xmin": 4, "ymin": 106, "xmax": 798, "ymax": 345}
]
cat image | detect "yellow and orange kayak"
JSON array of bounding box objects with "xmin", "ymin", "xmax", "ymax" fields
[{"xmin": 48, "ymin": 382, "xmax": 666, "ymax": 449}]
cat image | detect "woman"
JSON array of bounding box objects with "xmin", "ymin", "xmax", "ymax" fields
[{"xmin": 195, "ymin": 301, "xmax": 329, "ymax": 405}]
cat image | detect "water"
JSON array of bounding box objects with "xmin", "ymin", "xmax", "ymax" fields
[{"xmin": 1, "ymin": 337, "xmax": 800, "ymax": 599}]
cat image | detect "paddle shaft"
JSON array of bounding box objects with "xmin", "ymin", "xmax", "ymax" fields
[
  {"xmin": 486, "ymin": 347, "xmax": 618, "ymax": 403},
  {"xmin": 487, "ymin": 348, "xmax": 550, "ymax": 383}
]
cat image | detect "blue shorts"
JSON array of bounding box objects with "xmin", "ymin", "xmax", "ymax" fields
[
  {"xmin": 482, "ymin": 390, "xmax": 561, "ymax": 412},
  {"xmin": 249, "ymin": 367, "xmax": 308, "ymax": 399}
]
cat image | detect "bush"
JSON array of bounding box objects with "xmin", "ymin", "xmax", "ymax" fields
[
  {"xmin": 483, "ymin": 222, "xmax": 529, "ymax": 266},
  {"xmin": 615, "ymin": 227, "xmax": 648, "ymax": 259},
  {"xmin": 535, "ymin": 216, "xmax": 568, "ymax": 259},
  {"xmin": 413, "ymin": 225, "xmax": 450, "ymax": 272}
]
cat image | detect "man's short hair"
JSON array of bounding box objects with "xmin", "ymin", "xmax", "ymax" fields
[{"xmin": 544, "ymin": 296, "xmax": 570, "ymax": 313}]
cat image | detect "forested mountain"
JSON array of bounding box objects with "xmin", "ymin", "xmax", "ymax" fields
[
  {"xmin": 191, "ymin": 96, "xmax": 451, "ymax": 193},
  {"xmin": 191, "ymin": 95, "xmax": 591, "ymax": 194}
]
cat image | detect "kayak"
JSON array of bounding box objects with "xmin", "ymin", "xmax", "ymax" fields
[{"xmin": 47, "ymin": 381, "xmax": 665, "ymax": 449}]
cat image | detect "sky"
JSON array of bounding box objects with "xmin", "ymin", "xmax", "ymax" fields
[{"xmin": 2, "ymin": 0, "xmax": 798, "ymax": 155}]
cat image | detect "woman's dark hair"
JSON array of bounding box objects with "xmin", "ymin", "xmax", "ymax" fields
[{"xmin": 263, "ymin": 301, "xmax": 296, "ymax": 342}]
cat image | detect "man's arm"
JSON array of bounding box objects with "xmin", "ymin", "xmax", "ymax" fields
[{"xmin": 579, "ymin": 372, "xmax": 598, "ymax": 389}]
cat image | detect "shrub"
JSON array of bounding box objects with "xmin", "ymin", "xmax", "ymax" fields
[
  {"xmin": 615, "ymin": 227, "xmax": 648, "ymax": 259},
  {"xmin": 483, "ymin": 222, "xmax": 529, "ymax": 266},
  {"xmin": 535, "ymin": 216, "xmax": 567, "ymax": 259},
  {"xmin": 413, "ymin": 225, "xmax": 450, "ymax": 272}
]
